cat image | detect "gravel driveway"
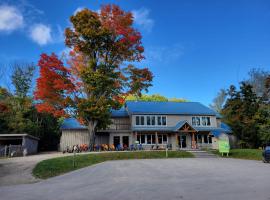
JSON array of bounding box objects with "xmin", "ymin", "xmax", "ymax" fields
[
  {"xmin": 1, "ymin": 158, "xmax": 270, "ymax": 200},
  {"xmin": 0, "ymin": 152, "xmax": 65, "ymax": 186}
]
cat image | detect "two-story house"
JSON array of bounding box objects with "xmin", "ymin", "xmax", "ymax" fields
[{"xmin": 60, "ymin": 101, "xmax": 232, "ymax": 151}]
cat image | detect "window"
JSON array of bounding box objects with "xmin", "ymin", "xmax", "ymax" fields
[
  {"xmin": 141, "ymin": 135, "xmax": 145, "ymax": 144},
  {"xmin": 137, "ymin": 134, "xmax": 168, "ymax": 144},
  {"xmin": 151, "ymin": 116, "xmax": 156, "ymax": 125},
  {"xmin": 135, "ymin": 115, "xmax": 167, "ymax": 126},
  {"xmin": 158, "ymin": 135, "xmax": 162, "ymax": 144},
  {"xmin": 157, "ymin": 116, "xmax": 162, "ymax": 125},
  {"xmin": 202, "ymin": 117, "xmax": 206, "ymax": 126},
  {"xmin": 147, "ymin": 116, "xmax": 151, "ymax": 125},
  {"xmin": 163, "ymin": 135, "xmax": 167, "ymax": 143},
  {"xmin": 157, "ymin": 134, "xmax": 168, "ymax": 144},
  {"xmin": 140, "ymin": 116, "xmax": 145, "ymax": 125},
  {"xmin": 152, "ymin": 134, "xmax": 156, "ymax": 144},
  {"xmin": 147, "ymin": 135, "xmax": 152, "ymax": 144},
  {"xmin": 136, "ymin": 116, "xmax": 140, "ymax": 125},
  {"xmin": 192, "ymin": 117, "xmax": 196, "ymax": 126},
  {"xmin": 192, "ymin": 116, "xmax": 211, "ymax": 126},
  {"xmin": 162, "ymin": 116, "xmax": 166, "ymax": 126},
  {"xmin": 196, "ymin": 117, "xmax": 200, "ymax": 126},
  {"xmin": 206, "ymin": 117, "xmax": 211, "ymax": 126}
]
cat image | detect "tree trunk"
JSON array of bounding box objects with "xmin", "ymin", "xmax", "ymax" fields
[{"xmin": 87, "ymin": 120, "xmax": 97, "ymax": 151}]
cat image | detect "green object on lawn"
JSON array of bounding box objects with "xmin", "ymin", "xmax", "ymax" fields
[{"xmin": 219, "ymin": 140, "xmax": 230, "ymax": 156}]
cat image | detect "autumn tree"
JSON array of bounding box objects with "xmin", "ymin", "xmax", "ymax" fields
[{"xmin": 34, "ymin": 5, "xmax": 153, "ymax": 149}]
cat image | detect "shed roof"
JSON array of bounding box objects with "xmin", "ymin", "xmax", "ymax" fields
[{"xmin": 0, "ymin": 134, "xmax": 40, "ymax": 140}]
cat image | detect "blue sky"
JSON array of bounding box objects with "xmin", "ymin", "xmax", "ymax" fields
[{"xmin": 0, "ymin": 0, "xmax": 270, "ymax": 106}]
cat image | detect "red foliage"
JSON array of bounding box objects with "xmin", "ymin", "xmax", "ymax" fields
[
  {"xmin": 34, "ymin": 53, "xmax": 75, "ymax": 117},
  {"xmin": 100, "ymin": 4, "xmax": 144, "ymax": 62}
]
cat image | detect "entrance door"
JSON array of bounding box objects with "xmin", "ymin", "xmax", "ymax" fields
[
  {"xmin": 113, "ymin": 136, "xmax": 120, "ymax": 148},
  {"xmin": 122, "ymin": 136, "xmax": 129, "ymax": 149},
  {"xmin": 178, "ymin": 135, "xmax": 187, "ymax": 148}
]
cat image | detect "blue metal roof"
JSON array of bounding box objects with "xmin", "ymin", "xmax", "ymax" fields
[
  {"xmin": 60, "ymin": 118, "xmax": 87, "ymax": 130},
  {"xmin": 221, "ymin": 122, "xmax": 232, "ymax": 132},
  {"xmin": 126, "ymin": 101, "xmax": 217, "ymax": 116},
  {"xmin": 111, "ymin": 107, "xmax": 129, "ymax": 117}
]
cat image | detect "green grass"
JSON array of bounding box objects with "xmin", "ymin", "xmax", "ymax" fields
[
  {"xmin": 33, "ymin": 151, "xmax": 193, "ymax": 179},
  {"xmin": 210, "ymin": 149, "xmax": 263, "ymax": 160}
]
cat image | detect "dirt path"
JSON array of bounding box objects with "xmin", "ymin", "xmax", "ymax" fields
[{"xmin": 0, "ymin": 152, "xmax": 65, "ymax": 186}]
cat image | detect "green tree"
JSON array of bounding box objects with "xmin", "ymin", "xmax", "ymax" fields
[
  {"xmin": 222, "ymin": 83, "xmax": 261, "ymax": 148},
  {"xmin": 11, "ymin": 62, "xmax": 35, "ymax": 98}
]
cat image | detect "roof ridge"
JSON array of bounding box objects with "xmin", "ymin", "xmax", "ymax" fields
[{"xmin": 125, "ymin": 101, "xmax": 199, "ymax": 103}]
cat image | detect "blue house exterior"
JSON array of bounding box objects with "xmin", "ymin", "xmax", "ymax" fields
[{"xmin": 60, "ymin": 101, "xmax": 232, "ymax": 150}]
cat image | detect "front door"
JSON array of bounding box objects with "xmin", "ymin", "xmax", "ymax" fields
[
  {"xmin": 178, "ymin": 135, "xmax": 187, "ymax": 148},
  {"xmin": 122, "ymin": 136, "xmax": 129, "ymax": 149},
  {"xmin": 113, "ymin": 136, "xmax": 120, "ymax": 148}
]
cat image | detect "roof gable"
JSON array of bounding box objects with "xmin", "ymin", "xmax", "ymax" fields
[{"xmin": 173, "ymin": 120, "xmax": 196, "ymax": 132}]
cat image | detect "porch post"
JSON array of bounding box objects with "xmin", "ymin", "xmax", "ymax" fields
[
  {"xmin": 180, "ymin": 134, "xmax": 182, "ymax": 149},
  {"xmin": 191, "ymin": 132, "xmax": 196, "ymax": 149},
  {"xmin": 134, "ymin": 132, "xmax": 137, "ymax": 144},
  {"xmin": 175, "ymin": 134, "xmax": 178, "ymax": 149}
]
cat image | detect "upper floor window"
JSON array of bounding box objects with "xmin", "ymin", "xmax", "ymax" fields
[
  {"xmin": 135, "ymin": 115, "xmax": 167, "ymax": 126},
  {"xmin": 192, "ymin": 116, "xmax": 211, "ymax": 126}
]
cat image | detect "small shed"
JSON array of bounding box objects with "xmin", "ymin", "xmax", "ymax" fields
[{"xmin": 0, "ymin": 134, "xmax": 39, "ymax": 156}]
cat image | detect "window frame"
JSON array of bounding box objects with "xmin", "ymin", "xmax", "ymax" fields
[
  {"xmin": 134, "ymin": 115, "xmax": 167, "ymax": 127},
  {"xmin": 137, "ymin": 134, "xmax": 168, "ymax": 145},
  {"xmin": 191, "ymin": 116, "xmax": 211, "ymax": 127}
]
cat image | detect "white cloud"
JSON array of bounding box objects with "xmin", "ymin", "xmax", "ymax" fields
[
  {"xmin": 74, "ymin": 7, "xmax": 85, "ymax": 15},
  {"xmin": 132, "ymin": 8, "xmax": 154, "ymax": 32},
  {"xmin": 144, "ymin": 44, "xmax": 184, "ymax": 64},
  {"xmin": 30, "ymin": 24, "xmax": 52, "ymax": 45},
  {"xmin": 0, "ymin": 5, "xmax": 24, "ymax": 32}
]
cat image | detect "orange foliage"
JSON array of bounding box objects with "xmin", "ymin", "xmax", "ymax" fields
[{"xmin": 34, "ymin": 53, "xmax": 75, "ymax": 117}]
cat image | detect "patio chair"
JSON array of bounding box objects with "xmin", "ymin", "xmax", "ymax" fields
[
  {"xmin": 109, "ymin": 144, "xmax": 115, "ymax": 151},
  {"xmin": 129, "ymin": 144, "xmax": 135, "ymax": 151},
  {"xmin": 116, "ymin": 144, "xmax": 123, "ymax": 151},
  {"xmin": 138, "ymin": 144, "xmax": 143, "ymax": 150}
]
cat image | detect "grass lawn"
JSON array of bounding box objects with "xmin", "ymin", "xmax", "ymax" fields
[
  {"xmin": 210, "ymin": 149, "xmax": 263, "ymax": 160},
  {"xmin": 33, "ymin": 151, "xmax": 193, "ymax": 179}
]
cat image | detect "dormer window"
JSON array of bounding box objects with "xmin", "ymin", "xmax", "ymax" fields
[{"xmin": 192, "ymin": 116, "xmax": 211, "ymax": 126}]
